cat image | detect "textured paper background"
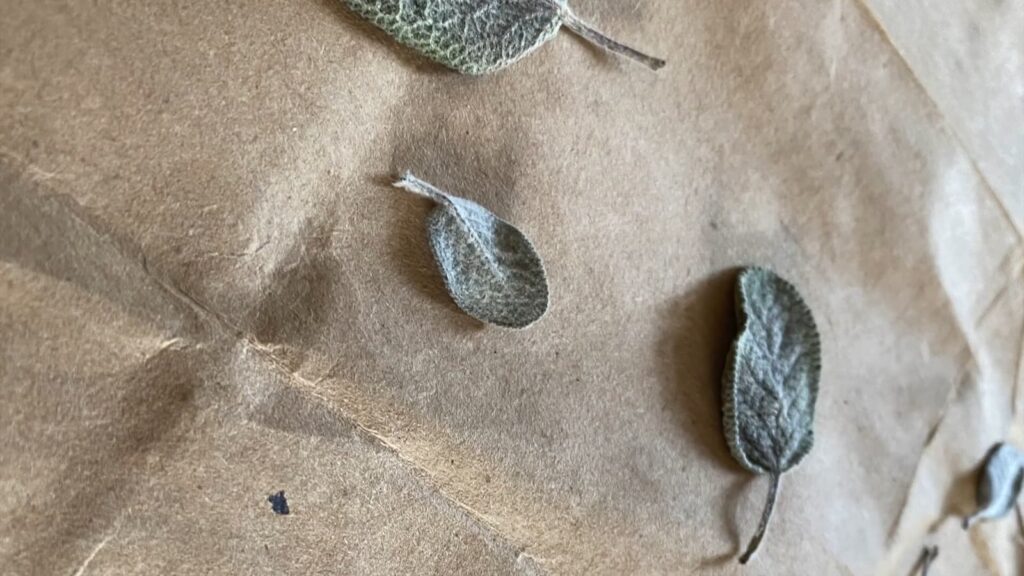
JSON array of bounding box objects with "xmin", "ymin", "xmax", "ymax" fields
[{"xmin": 1, "ymin": 1, "xmax": 1021, "ymax": 574}]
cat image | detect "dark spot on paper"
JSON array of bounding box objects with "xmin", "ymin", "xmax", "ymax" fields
[
  {"xmin": 710, "ymin": 220, "xmax": 719, "ymax": 231},
  {"xmin": 268, "ymin": 491, "xmax": 290, "ymax": 515}
]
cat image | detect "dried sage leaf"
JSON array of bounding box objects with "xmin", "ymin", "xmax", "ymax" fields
[
  {"xmin": 963, "ymin": 442, "xmax": 1024, "ymax": 529},
  {"xmin": 394, "ymin": 172, "xmax": 548, "ymax": 328},
  {"xmin": 721, "ymin": 267, "xmax": 821, "ymax": 564},
  {"xmin": 343, "ymin": 0, "xmax": 665, "ymax": 74}
]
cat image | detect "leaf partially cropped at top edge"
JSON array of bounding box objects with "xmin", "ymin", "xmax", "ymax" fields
[
  {"xmin": 721, "ymin": 267, "xmax": 821, "ymax": 564},
  {"xmin": 963, "ymin": 442, "xmax": 1024, "ymax": 529},
  {"xmin": 393, "ymin": 172, "xmax": 549, "ymax": 329},
  {"xmin": 341, "ymin": 0, "xmax": 665, "ymax": 74}
]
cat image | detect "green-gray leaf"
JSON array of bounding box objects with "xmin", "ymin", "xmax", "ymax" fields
[
  {"xmin": 342, "ymin": 0, "xmax": 665, "ymax": 74},
  {"xmin": 721, "ymin": 267, "xmax": 821, "ymax": 564},
  {"xmin": 394, "ymin": 172, "xmax": 548, "ymax": 328},
  {"xmin": 963, "ymin": 443, "xmax": 1024, "ymax": 529}
]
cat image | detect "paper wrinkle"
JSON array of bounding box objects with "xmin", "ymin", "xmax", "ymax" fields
[
  {"xmin": 1014, "ymin": 313, "xmax": 1024, "ymax": 420},
  {"xmin": 875, "ymin": 156, "xmax": 1024, "ymax": 571},
  {"xmin": 877, "ymin": 277, "xmax": 1023, "ymax": 572},
  {"xmin": 855, "ymin": 0, "xmax": 1024, "ymax": 240},
  {"xmin": 0, "ymin": 160, "xmax": 196, "ymax": 336},
  {"xmin": 233, "ymin": 342, "xmax": 562, "ymax": 572},
  {"xmin": 884, "ymin": 368, "xmax": 970, "ymax": 533},
  {"xmin": 36, "ymin": 188, "xmax": 561, "ymax": 570},
  {"xmin": 0, "ymin": 160, "xmax": 549, "ymax": 570},
  {"xmin": 229, "ymin": 329, "xmax": 709, "ymax": 572}
]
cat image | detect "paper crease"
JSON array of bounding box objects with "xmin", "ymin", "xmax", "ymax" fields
[{"xmin": 851, "ymin": 0, "xmax": 1023, "ymax": 243}]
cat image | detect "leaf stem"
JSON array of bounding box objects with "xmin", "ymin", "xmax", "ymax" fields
[
  {"xmin": 963, "ymin": 512, "xmax": 979, "ymax": 530},
  {"xmin": 392, "ymin": 172, "xmax": 450, "ymax": 204},
  {"xmin": 739, "ymin": 474, "xmax": 780, "ymax": 564},
  {"xmin": 918, "ymin": 546, "xmax": 938, "ymax": 576},
  {"xmin": 559, "ymin": 10, "xmax": 666, "ymax": 71}
]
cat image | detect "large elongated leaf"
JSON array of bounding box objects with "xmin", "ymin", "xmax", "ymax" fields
[
  {"xmin": 721, "ymin": 267, "xmax": 821, "ymax": 564},
  {"xmin": 394, "ymin": 172, "xmax": 548, "ymax": 328},
  {"xmin": 963, "ymin": 442, "xmax": 1024, "ymax": 529},
  {"xmin": 343, "ymin": 0, "xmax": 665, "ymax": 74}
]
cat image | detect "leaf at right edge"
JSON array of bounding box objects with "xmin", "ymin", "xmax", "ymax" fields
[
  {"xmin": 963, "ymin": 442, "xmax": 1024, "ymax": 529},
  {"xmin": 721, "ymin": 267, "xmax": 822, "ymax": 564},
  {"xmin": 394, "ymin": 172, "xmax": 549, "ymax": 329}
]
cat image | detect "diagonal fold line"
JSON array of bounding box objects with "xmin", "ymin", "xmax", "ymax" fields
[
  {"xmin": 3, "ymin": 165, "xmax": 548, "ymax": 572},
  {"xmin": 850, "ymin": 0, "xmax": 1024, "ymax": 243},
  {"xmin": 241, "ymin": 343, "xmax": 549, "ymax": 572},
  {"xmin": 143, "ymin": 262, "xmax": 551, "ymax": 570},
  {"xmin": 884, "ymin": 359, "xmax": 972, "ymax": 542}
]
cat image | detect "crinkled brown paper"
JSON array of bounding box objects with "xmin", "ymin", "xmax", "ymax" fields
[{"xmin": 1, "ymin": 1, "xmax": 1021, "ymax": 574}]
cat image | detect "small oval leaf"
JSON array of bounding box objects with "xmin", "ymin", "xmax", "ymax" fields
[
  {"xmin": 342, "ymin": 0, "xmax": 665, "ymax": 74},
  {"xmin": 963, "ymin": 442, "xmax": 1024, "ymax": 529},
  {"xmin": 394, "ymin": 172, "xmax": 549, "ymax": 328},
  {"xmin": 721, "ymin": 267, "xmax": 821, "ymax": 564}
]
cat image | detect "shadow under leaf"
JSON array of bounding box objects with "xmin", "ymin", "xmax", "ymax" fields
[
  {"xmin": 658, "ymin": 267, "xmax": 743, "ymax": 471},
  {"xmin": 929, "ymin": 443, "xmax": 1000, "ymax": 534}
]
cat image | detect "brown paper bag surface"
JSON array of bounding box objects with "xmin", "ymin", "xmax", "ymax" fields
[{"xmin": 1, "ymin": 1, "xmax": 1021, "ymax": 574}]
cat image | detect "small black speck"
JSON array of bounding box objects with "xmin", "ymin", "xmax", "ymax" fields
[
  {"xmin": 30, "ymin": 140, "xmax": 40, "ymax": 149},
  {"xmin": 264, "ymin": 544, "xmax": 270, "ymax": 552},
  {"xmin": 162, "ymin": 96, "xmax": 170, "ymax": 105},
  {"xmin": 450, "ymin": 459, "xmax": 455, "ymax": 465},
  {"xmin": 268, "ymin": 490, "xmax": 290, "ymax": 515},
  {"xmin": 709, "ymin": 221, "xmax": 719, "ymax": 231},
  {"xmin": 835, "ymin": 151, "xmax": 845, "ymax": 161}
]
